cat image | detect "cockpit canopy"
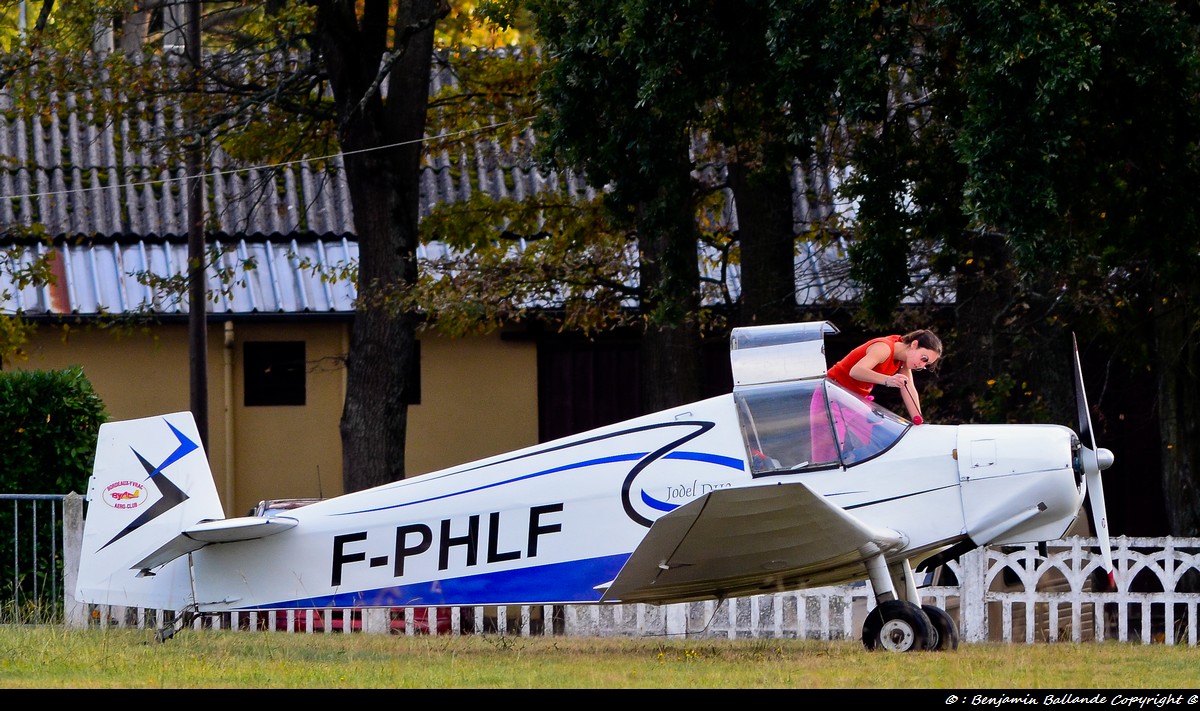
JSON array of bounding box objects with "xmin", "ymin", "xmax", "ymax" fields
[{"xmin": 735, "ymin": 379, "xmax": 910, "ymax": 474}]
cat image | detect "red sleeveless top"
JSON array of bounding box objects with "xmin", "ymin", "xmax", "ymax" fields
[{"xmin": 826, "ymin": 336, "xmax": 902, "ymax": 397}]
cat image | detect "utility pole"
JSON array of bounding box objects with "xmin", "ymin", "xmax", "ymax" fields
[{"xmin": 185, "ymin": 0, "xmax": 208, "ymax": 448}]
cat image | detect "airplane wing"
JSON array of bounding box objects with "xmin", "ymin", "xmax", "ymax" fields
[
  {"xmin": 599, "ymin": 482, "xmax": 907, "ymax": 604},
  {"xmin": 132, "ymin": 516, "xmax": 298, "ymax": 571}
]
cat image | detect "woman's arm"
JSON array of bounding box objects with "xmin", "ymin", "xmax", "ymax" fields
[
  {"xmin": 896, "ymin": 365, "xmax": 922, "ymax": 421},
  {"xmin": 848, "ymin": 342, "xmax": 922, "ymax": 421},
  {"xmin": 847, "ymin": 342, "xmax": 895, "ymax": 386}
]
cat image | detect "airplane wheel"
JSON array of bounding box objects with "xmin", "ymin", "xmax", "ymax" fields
[
  {"xmin": 861, "ymin": 600, "xmax": 933, "ymax": 652},
  {"xmin": 921, "ymin": 604, "xmax": 960, "ymax": 651}
]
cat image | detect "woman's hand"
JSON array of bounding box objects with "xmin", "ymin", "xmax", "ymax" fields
[{"xmin": 883, "ymin": 374, "xmax": 909, "ymax": 388}]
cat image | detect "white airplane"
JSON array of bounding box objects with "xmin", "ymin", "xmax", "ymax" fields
[{"xmin": 75, "ymin": 320, "xmax": 1115, "ymax": 652}]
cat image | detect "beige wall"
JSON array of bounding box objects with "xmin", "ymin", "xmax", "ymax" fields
[
  {"xmin": 406, "ymin": 332, "xmax": 539, "ymax": 476},
  {"xmin": 221, "ymin": 321, "xmax": 349, "ymax": 514},
  {"xmin": 14, "ymin": 321, "xmax": 539, "ymax": 515}
]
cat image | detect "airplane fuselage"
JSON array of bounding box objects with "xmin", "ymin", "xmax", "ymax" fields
[{"xmin": 189, "ymin": 391, "xmax": 1083, "ymax": 611}]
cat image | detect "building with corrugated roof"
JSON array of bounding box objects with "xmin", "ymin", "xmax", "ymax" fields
[{"xmin": 0, "ymin": 55, "xmax": 882, "ymax": 513}]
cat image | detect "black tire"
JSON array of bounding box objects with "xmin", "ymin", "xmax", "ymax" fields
[
  {"xmin": 861, "ymin": 600, "xmax": 933, "ymax": 652},
  {"xmin": 921, "ymin": 604, "xmax": 960, "ymax": 651}
]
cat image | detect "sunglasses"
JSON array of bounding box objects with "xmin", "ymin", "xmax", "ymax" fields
[{"xmin": 915, "ymin": 354, "xmax": 934, "ymax": 371}]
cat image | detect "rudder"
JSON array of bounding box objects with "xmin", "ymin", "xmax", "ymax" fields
[{"xmin": 75, "ymin": 411, "xmax": 225, "ymax": 611}]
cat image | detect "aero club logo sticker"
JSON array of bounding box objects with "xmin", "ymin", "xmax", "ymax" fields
[{"xmin": 104, "ymin": 480, "xmax": 147, "ymax": 510}]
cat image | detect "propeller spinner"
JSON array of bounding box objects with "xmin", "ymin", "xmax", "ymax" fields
[{"xmin": 1072, "ymin": 334, "xmax": 1117, "ymax": 589}]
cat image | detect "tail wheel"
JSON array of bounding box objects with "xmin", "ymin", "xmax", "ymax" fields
[
  {"xmin": 921, "ymin": 604, "xmax": 960, "ymax": 651},
  {"xmin": 861, "ymin": 600, "xmax": 933, "ymax": 652}
]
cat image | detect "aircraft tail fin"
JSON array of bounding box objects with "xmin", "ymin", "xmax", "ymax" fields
[{"xmin": 75, "ymin": 411, "xmax": 226, "ymax": 611}]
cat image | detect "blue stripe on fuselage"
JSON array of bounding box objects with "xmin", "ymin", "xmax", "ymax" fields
[
  {"xmin": 252, "ymin": 553, "xmax": 631, "ymax": 609},
  {"xmin": 342, "ymin": 450, "xmax": 745, "ymax": 516},
  {"xmin": 663, "ymin": 451, "xmax": 744, "ymax": 470}
]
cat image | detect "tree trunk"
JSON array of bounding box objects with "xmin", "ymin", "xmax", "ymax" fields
[
  {"xmin": 314, "ymin": 0, "xmax": 441, "ymax": 492},
  {"xmin": 635, "ymin": 153, "xmax": 703, "ymax": 414},
  {"xmin": 726, "ymin": 158, "xmax": 797, "ymax": 328},
  {"xmin": 945, "ymin": 230, "xmax": 1014, "ymax": 423},
  {"xmin": 946, "ymin": 231, "xmax": 1077, "ymax": 426},
  {"xmin": 1155, "ymin": 296, "xmax": 1200, "ymax": 535}
]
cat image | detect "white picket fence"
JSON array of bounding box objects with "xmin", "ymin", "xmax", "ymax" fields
[{"xmin": 55, "ymin": 494, "xmax": 1200, "ymax": 644}]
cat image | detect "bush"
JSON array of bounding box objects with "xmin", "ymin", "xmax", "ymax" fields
[
  {"xmin": 0, "ymin": 366, "xmax": 107, "ymax": 620},
  {"xmin": 0, "ymin": 366, "xmax": 107, "ymax": 494}
]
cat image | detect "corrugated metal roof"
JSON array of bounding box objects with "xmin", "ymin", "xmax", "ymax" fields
[
  {"xmin": 0, "ymin": 231, "xmax": 890, "ymax": 318},
  {"xmin": 2, "ymin": 233, "xmax": 363, "ymax": 316},
  {"xmin": 0, "ymin": 54, "xmax": 945, "ymax": 319}
]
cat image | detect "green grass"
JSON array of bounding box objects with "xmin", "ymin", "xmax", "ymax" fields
[{"xmin": 0, "ymin": 626, "xmax": 1197, "ymax": 688}]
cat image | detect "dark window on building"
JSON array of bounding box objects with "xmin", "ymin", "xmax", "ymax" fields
[
  {"xmin": 244, "ymin": 341, "xmax": 306, "ymax": 406},
  {"xmin": 537, "ymin": 336, "xmax": 641, "ymax": 442},
  {"xmin": 535, "ymin": 332, "xmax": 731, "ymax": 443}
]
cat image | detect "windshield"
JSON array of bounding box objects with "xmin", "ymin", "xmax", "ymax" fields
[{"xmin": 734, "ymin": 379, "xmax": 909, "ymax": 474}]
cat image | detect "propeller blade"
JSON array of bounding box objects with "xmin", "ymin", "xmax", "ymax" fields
[
  {"xmin": 1073, "ymin": 335, "xmax": 1094, "ymax": 450},
  {"xmin": 1072, "ymin": 333, "xmax": 1116, "ymax": 589}
]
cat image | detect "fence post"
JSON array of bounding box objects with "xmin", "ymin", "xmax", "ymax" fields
[
  {"xmin": 361, "ymin": 607, "xmax": 389, "ymax": 634},
  {"xmin": 665, "ymin": 602, "xmax": 688, "ymax": 637},
  {"xmin": 62, "ymin": 492, "xmax": 87, "ymax": 629},
  {"xmin": 958, "ymin": 546, "xmax": 988, "ymax": 643}
]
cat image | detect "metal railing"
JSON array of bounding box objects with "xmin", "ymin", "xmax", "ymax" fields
[{"xmin": 0, "ymin": 493, "xmax": 66, "ymax": 622}]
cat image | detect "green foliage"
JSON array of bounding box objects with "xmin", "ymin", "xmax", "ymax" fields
[
  {"xmin": 0, "ymin": 366, "xmax": 107, "ymax": 494},
  {"xmin": 528, "ymin": 0, "xmax": 779, "ymax": 342},
  {"xmin": 0, "ymin": 314, "xmax": 36, "ymax": 366},
  {"xmin": 1, "ymin": 239, "xmax": 58, "ymax": 367},
  {"xmin": 972, "ymin": 372, "xmax": 1054, "ymax": 425},
  {"xmin": 912, "ymin": 0, "xmax": 1200, "ymax": 452},
  {"xmin": 443, "ymin": 1, "xmax": 535, "ymax": 48},
  {"xmin": 762, "ymin": 1, "xmax": 1200, "ymax": 452},
  {"xmin": 415, "ymin": 188, "xmax": 648, "ymax": 333},
  {"xmin": 0, "ymin": 366, "xmax": 107, "ymax": 617},
  {"xmin": 529, "ymin": 0, "xmax": 721, "ymax": 200},
  {"xmin": 425, "ymin": 41, "xmax": 542, "ymax": 152},
  {"xmin": 0, "ymin": 0, "xmax": 114, "ymax": 53},
  {"xmin": 945, "ymin": 0, "xmax": 1200, "ymax": 286},
  {"xmin": 414, "ymin": 192, "xmax": 640, "ymax": 335},
  {"xmin": 771, "ymin": 2, "xmax": 968, "ymax": 326}
]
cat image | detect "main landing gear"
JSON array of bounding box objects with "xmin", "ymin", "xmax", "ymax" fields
[{"xmin": 860, "ymin": 556, "xmax": 959, "ymax": 652}]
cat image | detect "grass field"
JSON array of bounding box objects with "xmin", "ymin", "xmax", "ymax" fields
[{"xmin": 0, "ymin": 625, "xmax": 1197, "ymax": 689}]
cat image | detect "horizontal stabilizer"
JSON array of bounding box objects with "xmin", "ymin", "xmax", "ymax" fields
[
  {"xmin": 133, "ymin": 516, "xmax": 298, "ymax": 571},
  {"xmin": 601, "ymin": 482, "xmax": 905, "ymax": 604}
]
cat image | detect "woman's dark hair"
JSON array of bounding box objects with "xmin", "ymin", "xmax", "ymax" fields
[{"xmin": 902, "ymin": 329, "xmax": 943, "ymax": 356}]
